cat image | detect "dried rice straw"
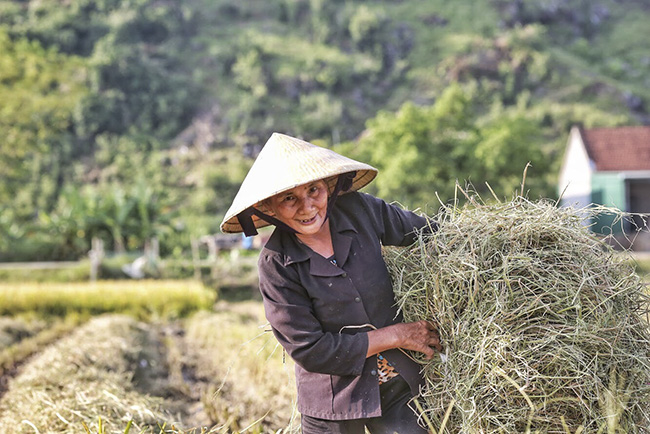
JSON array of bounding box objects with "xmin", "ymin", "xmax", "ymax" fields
[{"xmin": 385, "ymin": 194, "xmax": 650, "ymax": 433}]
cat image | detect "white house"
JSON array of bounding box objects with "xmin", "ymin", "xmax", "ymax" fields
[{"xmin": 558, "ymin": 125, "xmax": 650, "ymax": 249}]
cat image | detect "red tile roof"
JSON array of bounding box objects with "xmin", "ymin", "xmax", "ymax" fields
[{"xmin": 581, "ymin": 126, "xmax": 650, "ymax": 171}]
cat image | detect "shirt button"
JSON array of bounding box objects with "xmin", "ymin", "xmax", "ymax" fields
[
  {"xmin": 341, "ymin": 272, "xmax": 348, "ymax": 278},
  {"xmin": 371, "ymin": 369, "xmax": 377, "ymax": 376},
  {"xmin": 354, "ymin": 297, "xmax": 361, "ymax": 303}
]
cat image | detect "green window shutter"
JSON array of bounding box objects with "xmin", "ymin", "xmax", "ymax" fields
[{"xmin": 591, "ymin": 173, "xmax": 626, "ymax": 234}]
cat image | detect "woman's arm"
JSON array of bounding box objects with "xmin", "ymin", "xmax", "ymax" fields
[
  {"xmin": 358, "ymin": 192, "xmax": 437, "ymax": 247},
  {"xmin": 366, "ymin": 320, "xmax": 442, "ymax": 359},
  {"xmin": 354, "ymin": 194, "xmax": 441, "ymax": 358}
]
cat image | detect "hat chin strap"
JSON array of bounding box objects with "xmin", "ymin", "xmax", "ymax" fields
[
  {"xmin": 237, "ymin": 206, "xmax": 297, "ymax": 237},
  {"xmin": 326, "ymin": 170, "xmax": 355, "ymax": 220},
  {"xmin": 237, "ymin": 171, "xmax": 356, "ymax": 237}
]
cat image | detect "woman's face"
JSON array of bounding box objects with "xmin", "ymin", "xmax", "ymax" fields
[{"xmin": 265, "ymin": 180, "xmax": 329, "ymax": 236}]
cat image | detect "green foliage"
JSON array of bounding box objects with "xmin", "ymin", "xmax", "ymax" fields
[
  {"xmin": 0, "ymin": 0, "xmax": 648, "ymax": 261},
  {"xmin": 232, "ymin": 48, "xmax": 269, "ymax": 98},
  {"xmin": 45, "ymin": 179, "xmax": 174, "ymax": 255},
  {"xmin": 474, "ymin": 104, "xmax": 549, "ymax": 196},
  {"xmin": 299, "ymin": 92, "xmax": 344, "ymax": 133},
  {"xmin": 494, "ymin": 0, "xmax": 613, "ymax": 41},
  {"xmin": 0, "ymin": 214, "xmax": 91, "ymax": 263},
  {"xmin": 349, "ymin": 5, "xmax": 386, "ymax": 50},
  {"xmin": 338, "ymin": 83, "xmax": 553, "ymax": 208},
  {"xmin": 7, "ymin": 0, "xmax": 115, "ymax": 55},
  {"xmin": 196, "ymin": 150, "xmax": 252, "ymax": 217},
  {"xmin": 0, "ymin": 29, "xmax": 87, "ymax": 208},
  {"xmin": 0, "ymin": 0, "xmax": 202, "ymax": 261},
  {"xmin": 83, "ymin": 32, "xmax": 197, "ymax": 139}
]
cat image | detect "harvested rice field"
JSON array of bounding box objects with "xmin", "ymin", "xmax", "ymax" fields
[
  {"xmin": 1, "ymin": 199, "xmax": 649, "ymax": 434},
  {"xmin": 0, "ymin": 281, "xmax": 298, "ymax": 434}
]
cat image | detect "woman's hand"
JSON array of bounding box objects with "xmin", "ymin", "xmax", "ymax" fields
[
  {"xmin": 366, "ymin": 320, "xmax": 442, "ymax": 360},
  {"xmin": 393, "ymin": 321, "xmax": 443, "ymax": 359}
]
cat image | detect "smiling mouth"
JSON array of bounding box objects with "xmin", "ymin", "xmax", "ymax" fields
[{"xmin": 299, "ymin": 216, "xmax": 317, "ymax": 224}]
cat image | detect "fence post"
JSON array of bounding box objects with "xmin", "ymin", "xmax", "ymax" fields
[
  {"xmin": 89, "ymin": 237, "xmax": 104, "ymax": 282},
  {"xmin": 144, "ymin": 237, "xmax": 160, "ymax": 275},
  {"xmin": 205, "ymin": 236, "xmax": 219, "ymax": 279},
  {"xmin": 191, "ymin": 238, "xmax": 201, "ymax": 280}
]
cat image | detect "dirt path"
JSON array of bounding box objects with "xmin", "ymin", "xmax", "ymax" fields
[
  {"xmin": 134, "ymin": 322, "xmax": 214, "ymax": 430},
  {"xmin": 0, "ymin": 366, "xmax": 16, "ymax": 400}
]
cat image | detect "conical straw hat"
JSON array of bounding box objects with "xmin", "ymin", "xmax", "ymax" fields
[{"xmin": 220, "ymin": 133, "xmax": 377, "ymax": 233}]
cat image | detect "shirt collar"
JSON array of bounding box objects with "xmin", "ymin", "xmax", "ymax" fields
[{"xmin": 275, "ymin": 202, "xmax": 358, "ymax": 274}]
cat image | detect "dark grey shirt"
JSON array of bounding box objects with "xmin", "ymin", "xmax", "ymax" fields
[{"xmin": 258, "ymin": 192, "xmax": 433, "ymax": 420}]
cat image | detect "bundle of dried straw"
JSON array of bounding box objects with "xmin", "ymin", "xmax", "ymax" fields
[{"xmin": 385, "ymin": 196, "xmax": 650, "ymax": 433}]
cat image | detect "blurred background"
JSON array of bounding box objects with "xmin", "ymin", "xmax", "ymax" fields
[
  {"xmin": 0, "ymin": 0, "xmax": 649, "ymax": 432},
  {"xmin": 2, "ymin": 0, "xmax": 650, "ymax": 269}
]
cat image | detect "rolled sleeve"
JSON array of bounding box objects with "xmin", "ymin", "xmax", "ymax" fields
[{"xmin": 258, "ymin": 253, "xmax": 369, "ymax": 377}]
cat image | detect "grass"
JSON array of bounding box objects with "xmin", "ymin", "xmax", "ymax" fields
[
  {"xmin": 0, "ymin": 260, "xmax": 92, "ymax": 283},
  {"xmin": 0, "ymin": 280, "xmax": 216, "ymax": 319},
  {"xmin": 0, "ymin": 316, "xmax": 49, "ymax": 348},
  {"xmin": 0, "ymin": 255, "xmax": 141, "ymax": 283}
]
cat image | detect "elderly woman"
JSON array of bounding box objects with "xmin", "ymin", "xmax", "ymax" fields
[{"xmin": 221, "ymin": 133, "xmax": 441, "ymax": 434}]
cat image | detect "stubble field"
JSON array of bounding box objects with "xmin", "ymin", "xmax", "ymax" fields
[
  {"xmin": 0, "ymin": 254, "xmax": 647, "ymax": 434},
  {"xmin": 0, "ymin": 281, "xmax": 298, "ymax": 434}
]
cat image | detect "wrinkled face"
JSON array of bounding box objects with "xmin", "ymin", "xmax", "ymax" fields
[{"xmin": 265, "ymin": 180, "xmax": 329, "ymax": 236}]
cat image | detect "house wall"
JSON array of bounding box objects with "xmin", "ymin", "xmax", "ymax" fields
[
  {"xmin": 591, "ymin": 172, "xmax": 626, "ymax": 234},
  {"xmin": 558, "ymin": 128, "xmax": 592, "ymax": 209}
]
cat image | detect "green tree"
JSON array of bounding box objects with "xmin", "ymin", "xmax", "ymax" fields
[
  {"xmin": 337, "ymin": 83, "xmax": 552, "ymax": 209},
  {"xmin": 232, "ymin": 49, "xmax": 269, "ymax": 99},
  {"xmin": 474, "ymin": 112, "xmax": 547, "ymax": 197},
  {"xmin": 338, "ymin": 84, "xmax": 477, "ymax": 208},
  {"xmin": 42, "ymin": 177, "xmax": 173, "ymax": 256},
  {"xmin": 349, "ymin": 5, "xmax": 385, "ymax": 51},
  {"xmin": 0, "ymin": 29, "xmax": 87, "ymax": 213}
]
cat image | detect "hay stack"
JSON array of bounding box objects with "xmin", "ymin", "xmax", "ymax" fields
[{"xmin": 385, "ymin": 197, "xmax": 650, "ymax": 433}]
